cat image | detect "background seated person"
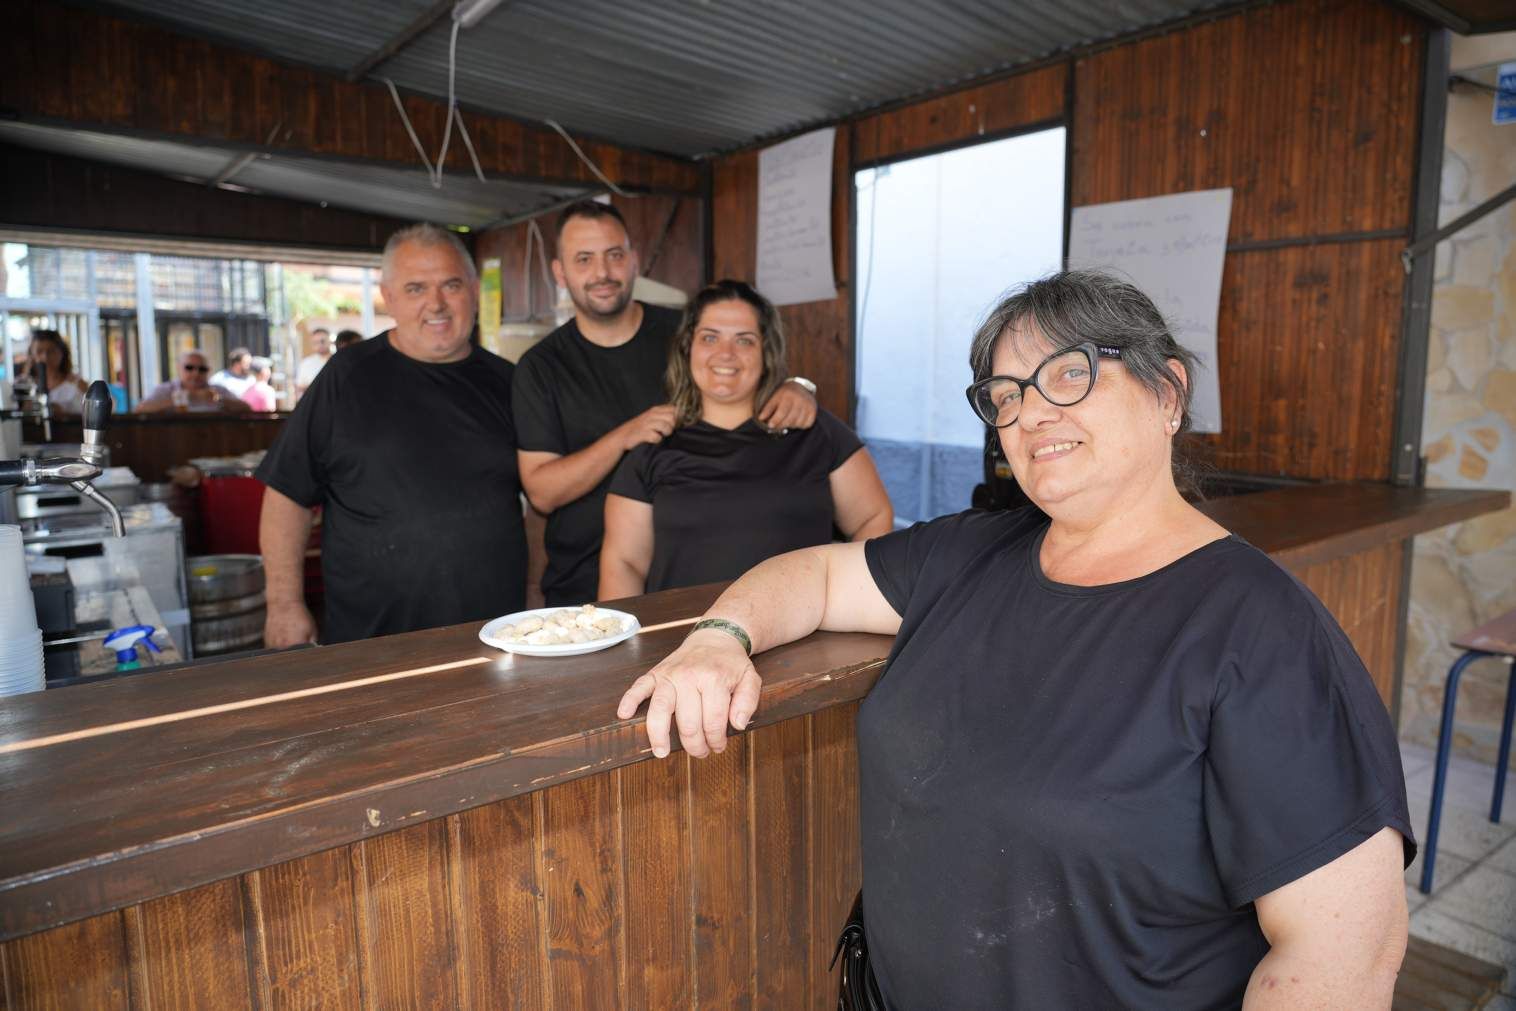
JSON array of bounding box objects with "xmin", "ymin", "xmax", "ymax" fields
[
  {"xmin": 598, "ymin": 280, "xmax": 892, "ymax": 598},
  {"xmin": 210, "ymin": 347, "xmax": 255, "ymax": 397},
  {"xmin": 241, "ymin": 356, "xmax": 277, "ymax": 411},
  {"xmin": 26, "ymin": 329, "xmax": 89, "ymax": 415},
  {"xmin": 135, "ymin": 349, "xmax": 250, "ymax": 413}
]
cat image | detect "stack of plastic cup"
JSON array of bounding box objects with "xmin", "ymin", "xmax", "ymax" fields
[{"xmin": 0, "ymin": 525, "xmax": 44, "ymax": 697}]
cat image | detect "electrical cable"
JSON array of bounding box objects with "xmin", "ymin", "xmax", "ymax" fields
[
  {"xmin": 384, "ymin": 3, "xmax": 635, "ymax": 199},
  {"xmin": 544, "ymin": 119, "xmax": 632, "ymax": 198},
  {"xmin": 454, "ymin": 106, "xmax": 487, "ymax": 183},
  {"xmin": 384, "ymin": 18, "xmax": 470, "ymax": 189},
  {"xmin": 385, "ymin": 77, "xmax": 437, "ymax": 180},
  {"xmin": 431, "ymin": 17, "xmax": 462, "ymax": 189},
  {"xmin": 527, "ymin": 219, "xmax": 553, "ymax": 293}
]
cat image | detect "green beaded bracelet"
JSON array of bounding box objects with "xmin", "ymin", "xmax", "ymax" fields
[{"xmin": 690, "ymin": 617, "xmax": 753, "ymax": 655}]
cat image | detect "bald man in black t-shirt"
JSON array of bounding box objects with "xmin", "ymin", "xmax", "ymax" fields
[{"xmin": 258, "ymin": 224, "xmax": 527, "ymax": 645}]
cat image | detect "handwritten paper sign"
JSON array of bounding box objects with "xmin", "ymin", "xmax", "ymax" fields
[
  {"xmin": 1069, "ymin": 188, "xmax": 1232, "ymax": 433},
  {"xmin": 757, "ymin": 127, "xmax": 837, "ymax": 306}
]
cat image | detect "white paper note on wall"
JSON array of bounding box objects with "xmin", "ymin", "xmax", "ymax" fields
[
  {"xmin": 757, "ymin": 127, "xmax": 837, "ymax": 306},
  {"xmin": 1068, "ymin": 188, "xmax": 1232, "ymax": 434}
]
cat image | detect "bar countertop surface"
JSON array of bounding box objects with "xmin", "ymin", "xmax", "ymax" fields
[{"xmin": 0, "ymin": 480, "xmax": 1507, "ymax": 941}]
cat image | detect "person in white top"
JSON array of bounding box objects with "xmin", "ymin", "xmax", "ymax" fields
[
  {"xmin": 210, "ymin": 347, "xmax": 256, "ymax": 398},
  {"xmin": 294, "ymin": 329, "xmax": 333, "ymax": 398},
  {"xmin": 26, "ymin": 330, "xmax": 89, "ymax": 416}
]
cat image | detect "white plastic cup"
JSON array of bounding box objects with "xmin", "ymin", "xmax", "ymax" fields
[
  {"xmin": 0, "ymin": 526, "xmax": 39, "ymax": 636},
  {"xmin": 0, "ymin": 627, "xmax": 43, "ymax": 696}
]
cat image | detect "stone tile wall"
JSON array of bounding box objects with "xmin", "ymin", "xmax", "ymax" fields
[{"xmin": 1405, "ymin": 73, "xmax": 1516, "ymax": 768}]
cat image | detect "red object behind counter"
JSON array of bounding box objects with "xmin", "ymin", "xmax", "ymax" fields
[{"xmin": 197, "ymin": 475, "xmax": 323, "ymax": 612}]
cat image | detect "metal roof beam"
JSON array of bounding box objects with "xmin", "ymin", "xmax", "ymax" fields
[{"xmin": 345, "ymin": 0, "xmax": 456, "ymax": 82}]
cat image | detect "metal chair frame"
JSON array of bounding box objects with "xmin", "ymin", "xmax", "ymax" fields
[{"xmin": 1418, "ymin": 648, "xmax": 1516, "ymax": 894}]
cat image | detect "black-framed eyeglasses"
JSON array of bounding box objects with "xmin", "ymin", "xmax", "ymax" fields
[
  {"xmin": 182, "ymin": 363, "xmax": 209, "ymax": 373},
  {"xmin": 964, "ymin": 342, "xmax": 1122, "ymax": 429}
]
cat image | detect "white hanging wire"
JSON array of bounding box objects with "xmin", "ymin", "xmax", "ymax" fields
[
  {"xmin": 527, "ymin": 219, "xmax": 554, "ymax": 291},
  {"xmin": 385, "ymin": 77, "xmax": 436, "ymax": 182},
  {"xmin": 431, "ymin": 17, "xmax": 462, "ymax": 188},
  {"xmin": 382, "ymin": 6, "xmax": 631, "ymax": 198},
  {"xmin": 544, "ymin": 119, "xmax": 632, "ymax": 198},
  {"xmin": 453, "ymin": 106, "xmax": 487, "ymax": 183}
]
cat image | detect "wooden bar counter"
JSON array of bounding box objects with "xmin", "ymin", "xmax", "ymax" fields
[{"xmin": 0, "ymin": 482, "xmax": 1506, "ymax": 1009}]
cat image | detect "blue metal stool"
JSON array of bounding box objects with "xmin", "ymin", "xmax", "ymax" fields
[{"xmin": 1419, "ymin": 611, "xmax": 1516, "ymax": 894}]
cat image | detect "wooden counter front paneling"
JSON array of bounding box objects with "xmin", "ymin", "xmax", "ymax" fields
[
  {"xmin": 2, "ymin": 484, "xmax": 1508, "ymax": 1007},
  {"xmin": 1, "ymin": 706, "xmax": 862, "ymax": 1009}
]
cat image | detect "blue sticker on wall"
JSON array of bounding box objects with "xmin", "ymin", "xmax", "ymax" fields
[{"xmin": 1495, "ymin": 62, "xmax": 1516, "ymax": 125}]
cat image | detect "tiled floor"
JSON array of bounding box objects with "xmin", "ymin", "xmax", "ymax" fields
[{"xmin": 1401, "ymin": 739, "xmax": 1516, "ymax": 1004}]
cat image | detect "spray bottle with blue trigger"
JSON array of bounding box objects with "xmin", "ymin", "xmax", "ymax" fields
[{"xmin": 102, "ymin": 625, "xmax": 161, "ymax": 672}]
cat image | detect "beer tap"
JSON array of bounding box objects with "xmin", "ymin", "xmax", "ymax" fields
[{"xmin": 0, "ymin": 381, "xmax": 124, "ymax": 537}]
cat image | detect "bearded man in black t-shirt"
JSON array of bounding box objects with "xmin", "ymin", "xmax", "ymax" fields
[
  {"xmin": 512, "ymin": 200, "xmax": 822, "ymax": 604},
  {"xmin": 257, "ymin": 224, "xmax": 528, "ymax": 645}
]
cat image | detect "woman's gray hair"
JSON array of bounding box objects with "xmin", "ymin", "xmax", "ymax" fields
[
  {"xmin": 968, "ymin": 269, "xmax": 1199, "ymax": 434},
  {"xmin": 381, "ymin": 223, "xmax": 477, "ymax": 283}
]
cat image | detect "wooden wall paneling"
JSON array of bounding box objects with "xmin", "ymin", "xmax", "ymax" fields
[
  {"xmin": 350, "ymin": 820, "xmax": 458, "ymax": 1009},
  {"xmin": 1071, "ymin": 0, "xmax": 1424, "ymax": 242},
  {"xmin": 808, "ymin": 705, "xmax": 863, "ymax": 1010},
  {"xmin": 750, "ymin": 716, "xmax": 812, "ymax": 1009},
  {"xmin": 689, "ymin": 739, "xmax": 754, "ymax": 1009},
  {"xmin": 1188, "ymin": 240, "xmax": 1403, "ymax": 481},
  {"xmin": 449, "ymin": 794, "xmax": 547, "ymax": 1010},
  {"xmin": 711, "ymin": 152, "xmax": 760, "ymax": 282},
  {"xmin": 540, "ymin": 773, "xmax": 623, "ymax": 1007},
  {"xmin": 126, "ymin": 878, "xmax": 254, "ymax": 1009},
  {"xmin": 0, "ymin": 910, "xmax": 130, "ymax": 1010},
  {"xmin": 780, "ymin": 125, "xmax": 854, "ymax": 422},
  {"xmin": 619, "ymin": 755, "xmax": 693, "ymax": 1009},
  {"xmin": 852, "ymin": 64, "xmax": 1069, "ymax": 166},
  {"xmin": 1290, "ymin": 541, "xmax": 1405, "ymax": 707},
  {"xmin": 244, "ymin": 848, "xmax": 362, "ymax": 1010}
]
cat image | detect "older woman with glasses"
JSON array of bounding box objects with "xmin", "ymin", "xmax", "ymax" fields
[
  {"xmin": 598, "ymin": 279, "xmax": 892, "ymax": 599},
  {"xmin": 617, "ymin": 270, "xmax": 1413, "ymax": 1009},
  {"xmin": 135, "ymin": 349, "xmax": 250, "ymax": 414}
]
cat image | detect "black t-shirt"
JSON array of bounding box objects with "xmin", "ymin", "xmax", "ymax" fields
[
  {"xmin": 511, "ymin": 303, "xmax": 682, "ymax": 603},
  {"xmin": 607, "ymin": 409, "xmax": 863, "ymax": 592},
  {"xmin": 860, "ymin": 508, "xmax": 1415, "ymax": 1010},
  {"xmin": 256, "ymin": 334, "xmax": 527, "ymax": 643}
]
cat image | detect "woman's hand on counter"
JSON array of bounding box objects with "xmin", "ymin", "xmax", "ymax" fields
[
  {"xmin": 264, "ymin": 600, "xmax": 318, "ymax": 649},
  {"xmin": 617, "ymin": 627, "xmax": 762, "ymax": 760}
]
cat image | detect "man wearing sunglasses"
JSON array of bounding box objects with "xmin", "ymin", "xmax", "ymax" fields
[{"xmin": 135, "ymin": 349, "xmax": 250, "ymax": 413}]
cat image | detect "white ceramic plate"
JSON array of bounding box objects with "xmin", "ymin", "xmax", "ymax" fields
[{"xmin": 479, "ymin": 607, "xmax": 640, "ymax": 657}]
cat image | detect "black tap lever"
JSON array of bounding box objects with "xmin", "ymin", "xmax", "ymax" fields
[{"xmin": 81, "ymin": 381, "xmax": 112, "ymax": 468}]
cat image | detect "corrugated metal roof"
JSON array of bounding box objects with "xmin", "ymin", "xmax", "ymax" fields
[
  {"xmin": 98, "ymin": 0, "xmax": 435, "ymax": 77},
  {"xmin": 93, "ymin": 0, "xmax": 1224, "ymax": 158},
  {"xmin": 0, "ymin": 121, "xmax": 587, "ymax": 228}
]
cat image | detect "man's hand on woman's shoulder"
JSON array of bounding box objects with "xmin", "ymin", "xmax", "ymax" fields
[{"xmin": 757, "ymin": 380, "xmax": 818, "ymax": 431}]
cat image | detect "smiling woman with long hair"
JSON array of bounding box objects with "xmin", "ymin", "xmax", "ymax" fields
[{"xmin": 597, "ymin": 279, "xmax": 892, "ymax": 598}]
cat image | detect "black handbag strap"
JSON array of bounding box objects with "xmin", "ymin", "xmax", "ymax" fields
[{"xmin": 833, "ymin": 892, "xmax": 885, "ymax": 1011}]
